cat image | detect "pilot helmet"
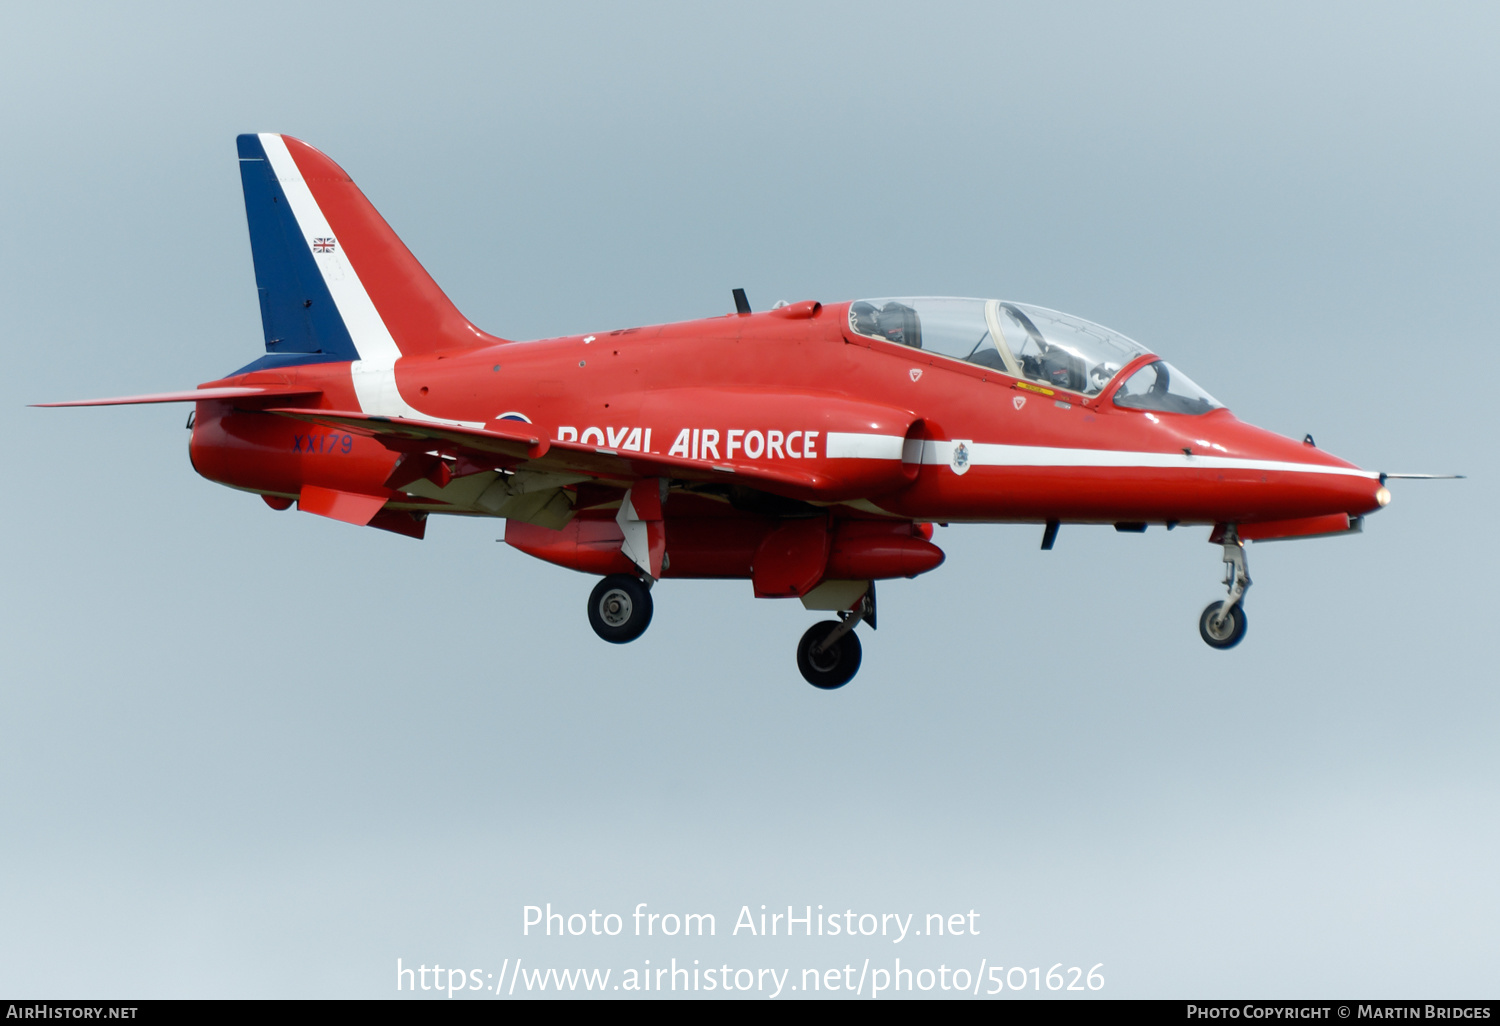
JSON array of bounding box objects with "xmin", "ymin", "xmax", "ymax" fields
[{"xmin": 876, "ymin": 303, "xmax": 912, "ymax": 345}]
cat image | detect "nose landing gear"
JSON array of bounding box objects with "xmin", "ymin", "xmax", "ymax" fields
[
  {"xmin": 587, "ymin": 573, "xmax": 654, "ymax": 644},
  {"xmin": 1199, "ymin": 528, "xmax": 1250, "ymax": 649}
]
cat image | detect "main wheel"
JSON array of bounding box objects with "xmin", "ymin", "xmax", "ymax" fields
[
  {"xmin": 796, "ymin": 621, "xmax": 863, "ymax": 689},
  {"xmin": 1198, "ymin": 601, "xmax": 1248, "ymax": 649},
  {"xmin": 588, "ymin": 574, "xmax": 653, "ymax": 643}
]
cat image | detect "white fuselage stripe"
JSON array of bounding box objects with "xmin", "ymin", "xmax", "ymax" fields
[
  {"xmin": 826, "ymin": 432, "xmax": 1377, "ymax": 479},
  {"xmin": 825, "ymin": 431, "xmax": 907, "ymax": 460},
  {"xmin": 257, "ymin": 134, "xmax": 485, "ymax": 429}
]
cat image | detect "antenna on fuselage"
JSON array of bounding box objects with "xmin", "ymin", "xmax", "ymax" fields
[
  {"xmin": 732, "ymin": 288, "xmax": 751, "ymax": 315},
  {"xmin": 1041, "ymin": 519, "xmax": 1060, "ymax": 550}
]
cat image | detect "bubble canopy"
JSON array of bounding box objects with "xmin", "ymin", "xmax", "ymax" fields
[{"xmin": 847, "ymin": 297, "xmax": 1222, "ymax": 413}]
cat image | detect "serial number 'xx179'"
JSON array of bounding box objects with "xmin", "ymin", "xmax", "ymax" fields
[{"xmin": 292, "ymin": 433, "xmax": 354, "ymax": 454}]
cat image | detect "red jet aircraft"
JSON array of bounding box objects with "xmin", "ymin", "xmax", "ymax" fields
[{"xmin": 39, "ymin": 134, "xmax": 1455, "ymax": 688}]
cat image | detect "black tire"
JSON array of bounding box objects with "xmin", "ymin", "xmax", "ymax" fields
[
  {"xmin": 1199, "ymin": 601, "xmax": 1248, "ymax": 649},
  {"xmin": 588, "ymin": 574, "xmax": 653, "ymax": 643},
  {"xmin": 796, "ymin": 621, "xmax": 863, "ymax": 689}
]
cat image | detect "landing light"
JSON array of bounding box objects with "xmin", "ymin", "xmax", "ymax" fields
[{"xmin": 1376, "ymin": 487, "xmax": 1392, "ymax": 507}]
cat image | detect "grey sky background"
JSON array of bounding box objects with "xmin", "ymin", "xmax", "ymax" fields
[{"xmin": 1, "ymin": 0, "xmax": 1495, "ymax": 998}]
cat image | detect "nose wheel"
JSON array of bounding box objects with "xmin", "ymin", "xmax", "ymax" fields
[
  {"xmin": 1199, "ymin": 601, "xmax": 1248, "ymax": 648},
  {"xmin": 1199, "ymin": 528, "xmax": 1250, "ymax": 649},
  {"xmin": 588, "ymin": 573, "xmax": 654, "ymax": 643}
]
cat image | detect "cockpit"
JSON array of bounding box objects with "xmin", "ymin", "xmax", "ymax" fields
[{"xmin": 848, "ymin": 297, "xmax": 1223, "ymax": 415}]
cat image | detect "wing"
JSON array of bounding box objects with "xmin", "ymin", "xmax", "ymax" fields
[{"xmin": 262, "ymin": 408, "xmax": 830, "ymax": 498}]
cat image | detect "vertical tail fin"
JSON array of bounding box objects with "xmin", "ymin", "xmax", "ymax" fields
[{"xmin": 236, "ymin": 133, "xmax": 497, "ymax": 371}]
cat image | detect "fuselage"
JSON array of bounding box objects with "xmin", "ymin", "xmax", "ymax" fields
[{"xmin": 189, "ymin": 299, "xmax": 1386, "ymax": 530}]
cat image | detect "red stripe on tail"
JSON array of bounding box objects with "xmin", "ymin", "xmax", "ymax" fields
[{"xmin": 280, "ymin": 135, "xmax": 503, "ymax": 356}]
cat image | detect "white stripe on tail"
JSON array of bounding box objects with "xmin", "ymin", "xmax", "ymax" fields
[{"xmin": 257, "ymin": 134, "xmax": 484, "ymax": 429}]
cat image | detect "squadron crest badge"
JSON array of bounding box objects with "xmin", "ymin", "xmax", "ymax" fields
[{"xmin": 950, "ymin": 440, "xmax": 972, "ymax": 476}]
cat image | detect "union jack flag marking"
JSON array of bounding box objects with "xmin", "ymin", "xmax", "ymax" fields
[{"xmin": 312, "ymin": 237, "xmax": 336, "ymax": 253}]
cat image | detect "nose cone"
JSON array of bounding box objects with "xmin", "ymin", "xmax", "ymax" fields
[{"xmin": 1191, "ymin": 411, "xmax": 1386, "ymax": 520}]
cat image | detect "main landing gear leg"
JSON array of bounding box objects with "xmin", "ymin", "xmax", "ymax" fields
[
  {"xmin": 1199, "ymin": 528, "xmax": 1250, "ymax": 649},
  {"xmin": 796, "ymin": 589, "xmax": 874, "ymax": 690}
]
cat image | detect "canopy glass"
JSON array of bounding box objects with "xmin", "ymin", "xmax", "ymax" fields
[{"xmin": 848, "ymin": 297, "xmax": 1221, "ymax": 412}]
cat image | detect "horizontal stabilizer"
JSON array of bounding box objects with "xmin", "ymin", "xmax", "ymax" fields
[
  {"xmin": 263, "ymin": 408, "xmax": 830, "ymax": 499},
  {"xmin": 34, "ymin": 386, "xmax": 321, "ymax": 408}
]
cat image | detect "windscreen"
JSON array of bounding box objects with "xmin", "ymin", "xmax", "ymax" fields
[{"xmin": 1111, "ymin": 360, "xmax": 1223, "ymax": 415}]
